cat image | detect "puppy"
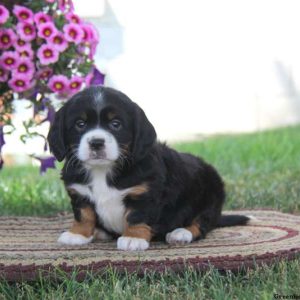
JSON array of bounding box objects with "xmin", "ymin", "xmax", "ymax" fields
[{"xmin": 48, "ymin": 86, "xmax": 249, "ymax": 251}]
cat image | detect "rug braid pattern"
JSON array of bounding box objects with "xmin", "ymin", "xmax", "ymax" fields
[{"xmin": 0, "ymin": 210, "xmax": 299, "ymax": 281}]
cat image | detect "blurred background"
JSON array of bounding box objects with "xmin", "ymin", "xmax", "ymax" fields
[{"xmin": 3, "ymin": 0, "xmax": 300, "ymax": 165}]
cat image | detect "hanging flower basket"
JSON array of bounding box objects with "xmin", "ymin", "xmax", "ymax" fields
[{"xmin": 0, "ymin": 0, "xmax": 105, "ymax": 172}]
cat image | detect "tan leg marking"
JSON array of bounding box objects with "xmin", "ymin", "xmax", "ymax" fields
[
  {"xmin": 185, "ymin": 222, "xmax": 201, "ymax": 240},
  {"xmin": 70, "ymin": 206, "xmax": 96, "ymax": 238},
  {"xmin": 128, "ymin": 183, "xmax": 149, "ymax": 199},
  {"xmin": 123, "ymin": 224, "xmax": 152, "ymax": 241}
]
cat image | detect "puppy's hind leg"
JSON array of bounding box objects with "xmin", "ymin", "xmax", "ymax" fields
[
  {"xmin": 166, "ymin": 221, "xmax": 201, "ymax": 245},
  {"xmin": 166, "ymin": 207, "xmax": 220, "ymax": 245}
]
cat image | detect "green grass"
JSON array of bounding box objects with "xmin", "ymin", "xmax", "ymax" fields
[{"xmin": 0, "ymin": 125, "xmax": 300, "ymax": 299}]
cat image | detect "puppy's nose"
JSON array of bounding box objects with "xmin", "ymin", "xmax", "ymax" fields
[{"xmin": 89, "ymin": 138, "xmax": 105, "ymax": 150}]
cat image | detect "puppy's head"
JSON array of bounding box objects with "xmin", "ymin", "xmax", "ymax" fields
[{"xmin": 47, "ymin": 86, "xmax": 156, "ymax": 167}]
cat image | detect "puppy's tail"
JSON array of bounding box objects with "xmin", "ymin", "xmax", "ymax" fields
[{"xmin": 217, "ymin": 214, "xmax": 251, "ymax": 227}]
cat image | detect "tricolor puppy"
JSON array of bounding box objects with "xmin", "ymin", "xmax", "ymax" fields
[{"xmin": 48, "ymin": 86, "xmax": 250, "ymax": 251}]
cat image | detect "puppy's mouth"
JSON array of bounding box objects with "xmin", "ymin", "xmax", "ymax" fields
[
  {"xmin": 89, "ymin": 150, "xmax": 107, "ymax": 160},
  {"xmin": 83, "ymin": 150, "xmax": 115, "ymax": 166}
]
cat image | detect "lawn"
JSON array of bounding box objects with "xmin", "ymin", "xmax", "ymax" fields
[{"xmin": 0, "ymin": 125, "xmax": 299, "ymax": 299}]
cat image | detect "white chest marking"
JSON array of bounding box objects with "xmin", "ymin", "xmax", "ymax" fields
[{"xmin": 69, "ymin": 170, "xmax": 130, "ymax": 235}]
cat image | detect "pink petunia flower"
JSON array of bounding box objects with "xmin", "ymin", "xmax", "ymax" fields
[
  {"xmin": 34, "ymin": 12, "xmax": 52, "ymax": 25},
  {"xmin": 69, "ymin": 76, "xmax": 84, "ymax": 94},
  {"xmin": 0, "ymin": 5, "xmax": 9, "ymax": 25},
  {"xmin": 85, "ymin": 71, "xmax": 94, "ymax": 86},
  {"xmin": 58, "ymin": 0, "xmax": 74, "ymax": 12},
  {"xmin": 81, "ymin": 24, "xmax": 94, "ymax": 43},
  {"xmin": 36, "ymin": 67, "xmax": 53, "ymax": 80},
  {"xmin": 49, "ymin": 32, "xmax": 68, "ymax": 52},
  {"xmin": 8, "ymin": 74, "xmax": 32, "ymax": 92},
  {"xmin": 12, "ymin": 58, "xmax": 35, "ymax": 78},
  {"xmin": 0, "ymin": 51, "xmax": 20, "ymax": 70},
  {"xmin": 46, "ymin": 0, "xmax": 56, "ymax": 3},
  {"xmin": 16, "ymin": 22, "xmax": 36, "ymax": 42},
  {"xmin": 65, "ymin": 12, "xmax": 81, "ymax": 24},
  {"xmin": 13, "ymin": 5, "xmax": 34, "ymax": 24},
  {"xmin": 37, "ymin": 44, "xmax": 59, "ymax": 65},
  {"xmin": 14, "ymin": 39, "xmax": 28, "ymax": 50},
  {"xmin": 0, "ymin": 29, "xmax": 17, "ymax": 49},
  {"xmin": 63, "ymin": 23, "xmax": 84, "ymax": 44},
  {"xmin": 0, "ymin": 66, "xmax": 9, "ymax": 82},
  {"xmin": 48, "ymin": 75, "xmax": 69, "ymax": 93},
  {"xmin": 17, "ymin": 44, "xmax": 34, "ymax": 59},
  {"xmin": 37, "ymin": 22, "xmax": 58, "ymax": 40}
]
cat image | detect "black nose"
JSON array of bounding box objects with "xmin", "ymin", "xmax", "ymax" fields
[{"xmin": 89, "ymin": 138, "xmax": 105, "ymax": 150}]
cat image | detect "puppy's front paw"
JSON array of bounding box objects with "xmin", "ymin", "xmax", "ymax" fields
[
  {"xmin": 117, "ymin": 236, "xmax": 149, "ymax": 251},
  {"xmin": 58, "ymin": 231, "xmax": 93, "ymax": 245},
  {"xmin": 166, "ymin": 228, "xmax": 193, "ymax": 245}
]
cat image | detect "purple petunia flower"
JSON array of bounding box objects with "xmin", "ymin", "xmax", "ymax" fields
[
  {"xmin": 0, "ymin": 66, "xmax": 9, "ymax": 82},
  {"xmin": 0, "ymin": 51, "xmax": 20, "ymax": 70},
  {"xmin": 0, "ymin": 5, "xmax": 9, "ymax": 25},
  {"xmin": 0, "ymin": 29, "xmax": 18, "ymax": 49},
  {"xmin": 37, "ymin": 22, "xmax": 58, "ymax": 40},
  {"xmin": 37, "ymin": 44, "xmax": 59, "ymax": 65},
  {"xmin": 0, "ymin": 126, "xmax": 5, "ymax": 152},
  {"xmin": 63, "ymin": 23, "xmax": 84, "ymax": 44},
  {"xmin": 8, "ymin": 74, "xmax": 32, "ymax": 92},
  {"xmin": 48, "ymin": 75, "xmax": 69, "ymax": 93},
  {"xmin": 65, "ymin": 12, "xmax": 81, "ymax": 24},
  {"xmin": 13, "ymin": 5, "xmax": 34, "ymax": 24},
  {"xmin": 48, "ymin": 32, "xmax": 68, "ymax": 52},
  {"xmin": 90, "ymin": 67, "xmax": 105, "ymax": 85},
  {"xmin": 69, "ymin": 76, "xmax": 83, "ymax": 94},
  {"xmin": 36, "ymin": 67, "xmax": 53, "ymax": 80},
  {"xmin": 33, "ymin": 156, "xmax": 56, "ymax": 174},
  {"xmin": 17, "ymin": 43, "xmax": 34, "ymax": 59},
  {"xmin": 12, "ymin": 57, "xmax": 35, "ymax": 78},
  {"xmin": 0, "ymin": 126, "xmax": 4, "ymax": 170},
  {"xmin": 34, "ymin": 12, "xmax": 52, "ymax": 25},
  {"xmin": 16, "ymin": 22, "xmax": 36, "ymax": 42}
]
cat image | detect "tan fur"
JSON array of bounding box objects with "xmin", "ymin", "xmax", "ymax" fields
[
  {"xmin": 107, "ymin": 111, "xmax": 117, "ymax": 120},
  {"xmin": 69, "ymin": 206, "xmax": 96, "ymax": 238},
  {"xmin": 123, "ymin": 221, "xmax": 152, "ymax": 242},
  {"xmin": 128, "ymin": 183, "xmax": 149, "ymax": 199},
  {"xmin": 185, "ymin": 222, "xmax": 201, "ymax": 239}
]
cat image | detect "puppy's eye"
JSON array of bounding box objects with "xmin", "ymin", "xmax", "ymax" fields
[
  {"xmin": 75, "ymin": 119, "xmax": 86, "ymax": 129},
  {"xmin": 109, "ymin": 119, "xmax": 122, "ymax": 131}
]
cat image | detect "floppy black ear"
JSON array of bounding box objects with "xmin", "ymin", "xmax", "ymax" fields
[
  {"xmin": 132, "ymin": 104, "xmax": 157, "ymax": 162},
  {"xmin": 47, "ymin": 105, "xmax": 67, "ymax": 162}
]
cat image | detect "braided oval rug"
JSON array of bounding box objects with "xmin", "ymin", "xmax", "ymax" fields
[{"xmin": 0, "ymin": 210, "xmax": 299, "ymax": 281}]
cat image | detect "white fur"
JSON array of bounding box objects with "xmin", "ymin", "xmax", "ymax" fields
[
  {"xmin": 94, "ymin": 229, "xmax": 113, "ymax": 240},
  {"xmin": 117, "ymin": 236, "xmax": 149, "ymax": 251},
  {"xmin": 69, "ymin": 169, "xmax": 133, "ymax": 235},
  {"xmin": 77, "ymin": 128, "xmax": 119, "ymax": 166},
  {"xmin": 246, "ymin": 215, "xmax": 258, "ymax": 221},
  {"xmin": 166, "ymin": 228, "xmax": 193, "ymax": 244},
  {"xmin": 58, "ymin": 231, "xmax": 93, "ymax": 245}
]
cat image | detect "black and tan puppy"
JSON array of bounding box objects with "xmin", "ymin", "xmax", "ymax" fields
[{"xmin": 48, "ymin": 86, "xmax": 249, "ymax": 251}]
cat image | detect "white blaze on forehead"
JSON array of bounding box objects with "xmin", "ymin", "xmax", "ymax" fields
[
  {"xmin": 92, "ymin": 87, "xmax": 104, "ymax": 109},
  {"xmin": 77, "ymin": 128, "xmax": 119, "ymax": 165}
]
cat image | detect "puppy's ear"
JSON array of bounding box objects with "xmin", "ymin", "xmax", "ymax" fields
[
  {"xmin": 132, "ymin": 105, "xmax": 157, "ymax": 162},
  {"xmin": 47, "ymin": 105, "xmax": 67, "ymax": 162}
]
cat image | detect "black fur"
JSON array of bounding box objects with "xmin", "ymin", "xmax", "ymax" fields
[{"xmin": 48, "ymin": 86, "xmax": 249, "ymax": 242}]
